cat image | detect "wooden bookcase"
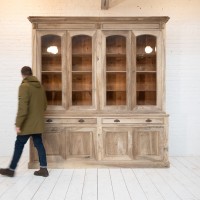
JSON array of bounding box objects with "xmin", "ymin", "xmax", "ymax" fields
[{"xmin": 28, "ymin": 17, "xmax": 170, "ymax": 168}]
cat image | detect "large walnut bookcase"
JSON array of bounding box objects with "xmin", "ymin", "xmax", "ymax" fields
[{"xmin": 28, "ymin": 16, "xmax": 170, "ymax": 168}]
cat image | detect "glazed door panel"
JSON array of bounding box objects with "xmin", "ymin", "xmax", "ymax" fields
[
  {"xmin": 133, "ymin": 31, "xmax": 163, "ymax": 111},
  {"xmin": 101, "ymin": 31, "xmax": 132, "ymax": 111},
  {"xmin": 67, "ymin": 31, "xmax": 97, "ymax": 110},
  {"xmin": 36, "ymin": 31, "xmax": 67, "ymax": 110}
]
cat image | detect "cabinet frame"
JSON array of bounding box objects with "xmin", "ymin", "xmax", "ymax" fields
[{"xmin": 29, "ymin": 16, "xmax": 170, "ymax": 168}]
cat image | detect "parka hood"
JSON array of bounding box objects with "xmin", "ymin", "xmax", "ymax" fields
[{"xmin": 22, "ymin": 76, "xmax": 41, "ymax": 88}]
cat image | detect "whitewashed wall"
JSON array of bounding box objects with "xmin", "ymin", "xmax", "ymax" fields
[{"xmin": 0, "ymin": 0, "xmax": 200, "ymax": 156}]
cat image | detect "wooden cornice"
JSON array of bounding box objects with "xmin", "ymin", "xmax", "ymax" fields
[{"xmin": 28, "ymin": 16, "xmax": 170, "ymax": 24}]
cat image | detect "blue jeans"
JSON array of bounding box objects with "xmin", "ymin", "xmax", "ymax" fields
[{"xmin": 9, "ymin": 134, "xmax": 47, "ymax": 170}]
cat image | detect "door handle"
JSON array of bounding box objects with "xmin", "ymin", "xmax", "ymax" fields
[
  {"xmin": 78, "ymin": 119, "xmax": 85, "ymax": 123},
  {"xmin": 146, "ymin": 119, "xmax": 152, "ymax": 122},
  {"xmin": 46, "ymin": 119, "xmax": 53, "ymax": 123}
]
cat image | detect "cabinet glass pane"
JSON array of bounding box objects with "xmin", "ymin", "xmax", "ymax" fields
[
  {"xmin": 72, "ymin": 35, "xmax": 92, "ymax": 106},
  {"xmin": 41, "ymin": 35, "xmax": 62, "ymax": 106},
  {"xmin": 136, "ymin": 35, "xmax": 157, "ymax": 105},
  {"xmin": 42, "ymin": 73, "xmax": 62, "ymax": 105},
  {"xmin": 106, "ymin": 35, "xmax": 127, "ymax": 105},
  {"xmin": 41, "ymin": 35, "xmax": 61, "ymax": 71},
  {"xmin": 106, "ymin": 73, "xmax": 126, "ymax": 91},
  {"xmin": 136, "ymin": 73, "xmax": 156, "ymax": 91},
  {"xmin": 72, "ymin": 72, "xmax": 92, "ymax": 91},
  {"xmin": 72, "ymin": 91, "xmax": 92, "ymax": 105},
  {"xmin": 106, "ymin": 91, "xmax": 126, "ymax": 105}
]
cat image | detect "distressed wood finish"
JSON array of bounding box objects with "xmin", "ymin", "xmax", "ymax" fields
[{"xmin": 28, "ymin": 17, "xmax": 169, "ymax": 168}]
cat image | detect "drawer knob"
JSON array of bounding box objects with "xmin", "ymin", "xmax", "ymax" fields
[
  {"xmin": 146, "ymin": 119, "xmax": 152, "ymax": 122},
  {"xmin": 114, "ymin": 119, "xmax": 120, "ymax": 123},
  {"xmin": 46, "ymin": 119, "xmax": 53, "ymax": 123},
  {"xmin": 78, "ymin": 119, "xmax": 85, "ymax": 123}
]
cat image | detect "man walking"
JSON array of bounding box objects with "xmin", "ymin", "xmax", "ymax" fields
[{"xmin": 0, "ymin": 66, "xmax": 49, "ymax": 177}]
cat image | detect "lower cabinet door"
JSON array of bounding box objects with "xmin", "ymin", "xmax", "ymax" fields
[
  {"xmin": 133, "ymin": 127, "xmax": 164, "ymax": 161},
  {"xmin": 66, "ymin": 127, "xmax": 96, "ymax": 160},
  {"xmin": 30, "ymin": 126, "xmax": 66, "ymax": 163},
  {"xmin": 102, "ymin": 127, "xmax": 133, "ymax": 160}
]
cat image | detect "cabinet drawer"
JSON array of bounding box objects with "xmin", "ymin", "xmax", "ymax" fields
[
  {"xmin": 102, "ymin": 118, "xmax": 163, "ymax": 124},
  {"xmin": 45, "ymin": 118, "xmax": 97, "ymax": 124}
]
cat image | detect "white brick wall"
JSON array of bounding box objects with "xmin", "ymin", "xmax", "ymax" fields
[{"xmin": 0, "ymin": 0, "xmax": 200, "ymax": 156}]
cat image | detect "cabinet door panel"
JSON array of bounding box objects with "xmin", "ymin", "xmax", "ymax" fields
[
  {"xmin": 30, "ymin": 126, "xmax": 66, "ymax": 163},
  {"xmin": 134, "ymin": 31, "xmax": 163, "ymax": 111},
  {"xmin": 102, "ymin": 127, "xmax": 132, "ymax": 160},
  {"xmin": 36, "ymin": 31, "xmax": 66, "ymax": 110},
  {"xmin": 133, "ymin": 127, "xmax": 164, "ymax": 161},
  {"xmin": 66, "ymin": 127, "xmax": 96, "ymax": 159},
  {"xmin": 67, "ymin": 31, "xmax": 97, "ymax": 110},
  {"xmin": 101, "ymin": 31, "xmax": 132, "ymax": 110},
  {"xmin": 69, "ymin": 132, "xmax": 91, "ymax": 155}
]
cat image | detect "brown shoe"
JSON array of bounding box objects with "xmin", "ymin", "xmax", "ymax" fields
[
  {"xmin": 34, "ymin": 168, "xmax": 49, "ymax": 177},
  {"xmin": 0, "ymin": 168, "xmax": 15, "ymax": 177}
]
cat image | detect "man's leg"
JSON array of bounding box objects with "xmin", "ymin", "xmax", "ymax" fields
[
  {"xmin": 32, "ymin": 134, "xmax": 48, "ymax": 177},
  {"xmin": 0, "ymin": 135, "xmax": 30, "ymax": 177},
  {"xmin": 9, "ymin": 135, "xmax": 30, "ymax": 170}
]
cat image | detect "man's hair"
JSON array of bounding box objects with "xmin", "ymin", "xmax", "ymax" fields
[{"xmin": 21, "ymin": 66, "xmax": 32, "ymax": 76}]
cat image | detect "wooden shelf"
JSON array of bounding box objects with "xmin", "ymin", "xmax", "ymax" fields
[
  {"xmin": 106, "ymin": 71, "xmax": 126, "ymax": 72},
  {"xmin": 136, "ymin": 90, "xmax": 156, "ymax": 92},
  {"xmin": 137, "ymin": 53, "xmax": 156, "ymax": 57},
  {"xmin": 136, "ymin": 71, "xmax": 156, "ymax": 73},
  {"xmin": 72, "ymin": 90, "xmax": 92, "ymax": 92},
  {"xmin": 42, "ymin": 71, "xmax": 62, "ymax": 73},
  {"xmin": 42, "ymin": 53, "xmax": 61, "ymax": 57},
  {"xmin": 106, "ymin": 53, "xmax": 126, "ymax": 57},
  {"xmin": 107, "ymin": 90, "xmax": 126, "ymax": 92},
  {"xmin": 72, "ymin": 71, "xmax": 92, "ymax": 73},
  {"xmin": 72, "ymin": 53, "xmax": 92, "ymax": 57}
]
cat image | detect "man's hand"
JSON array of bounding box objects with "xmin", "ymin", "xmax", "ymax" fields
[{"xmin": 15, "ymin": 127, "xmax": 21, "ymax": 133}]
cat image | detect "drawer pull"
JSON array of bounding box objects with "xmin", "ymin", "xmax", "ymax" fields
[
  {"xmin": 78, "ymin": 119, "xmax": 85, "ymax": 123},
  {"xmin": 46, "ymin": 119, "xmax": 53, "ymax": 123},
  {"xmin": 114, "ymin": 119, "xmax": 120, "ymax": 123},
  {"xmin": 146, "ymin": 119, "xmax": 152, "ymax": 123}
]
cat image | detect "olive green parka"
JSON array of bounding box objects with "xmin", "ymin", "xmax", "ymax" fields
[{"xmin": 15, "ymin": 76, "xmax": 47, "ymax": 135}]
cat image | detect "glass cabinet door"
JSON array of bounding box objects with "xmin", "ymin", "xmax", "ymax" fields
[
  {"xmin": 68, "ymin": 32, "xmax": 96, "ymax": 109},
  {"xmin": 136, "ymin": 35, "xmax": 157, "ymax": 106},
  {"xmin": 102, "ymin": 31, "xmax": 131, "ymax": 110},
  {"xmin": 106, "ymin": 35, "xmax": 126, "ymax": 105},
  {"xmin": 39, "ymin": 32, "xmax": 65, "ymax": 109}
]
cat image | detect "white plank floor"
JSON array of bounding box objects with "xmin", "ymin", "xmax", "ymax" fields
[{"xmin": 1, "ymin": 157, "xmax": 200, "ymax": 200}]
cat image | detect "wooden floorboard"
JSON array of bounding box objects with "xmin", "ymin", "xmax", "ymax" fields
[
  {"xmin": 1, "ymin": 156, "xmax": 200, "ymax": 200},
  {"xmin": 133, "ymin": 169, "xmax": 165, "ymax": 200}
]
